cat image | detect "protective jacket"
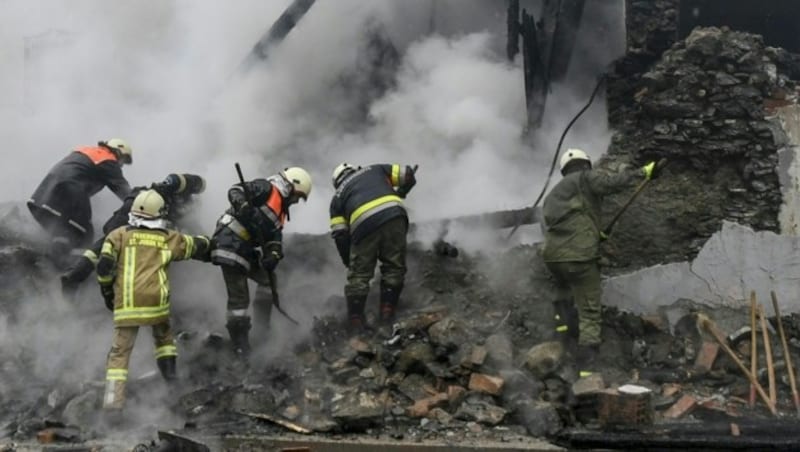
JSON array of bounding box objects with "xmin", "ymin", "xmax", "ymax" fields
[
  {"xmin": 28, "ymin": 146, "xmax": 131, "ymax": 237},
  {"xmin": 329, "ymin": 164, "xmax": 416, "ymax": 263},
  {"xmin": 97, "ymin": 226, "xmax": 210, "ymax": 327},
  {"xmin": 542, "ymin": 167, "xmax": 644, "ymax": 263},
  {"xmin": 211, "ymin": 177, "xmax": 289, "ymax": 272}
]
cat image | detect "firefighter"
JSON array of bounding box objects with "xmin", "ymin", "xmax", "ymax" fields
[
  {"xmin": 329, "ymin": 162, "xmax": 417, "ymax": 332},
  {"xmin": 60, "ymin": 173, "xmax": 206, "ymax": 297},
  {"xmin": 28, "ymin": 139, "xmax": 133, "ymax": 268},
  {"xmin": 97, "ymin": 189, "xmax": 211, "ymax": 416},
  {"xmin": 542, "ymin": 148, "xmax": 659, "ymax": 369},
  {"xmin": 210, "ymin": 167, "xmax": 312, "ymax": 357}
]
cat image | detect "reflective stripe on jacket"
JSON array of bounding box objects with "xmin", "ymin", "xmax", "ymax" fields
[
  {"xmin": 99, "ymin": 226, "xmax": 208, "ymax": 326},
  {"xmin": 329, "ymin": 164, "xmax": 413, "ymax": 244}
]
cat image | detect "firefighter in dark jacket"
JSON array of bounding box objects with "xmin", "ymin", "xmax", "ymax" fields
[
  {"xmin": 329, "ymin": 162, "xmax": 417, "ymax": 332},
  {"xmin": 543, "ymin": 148, "xmax": 659, "ymax": 367},
  {"xmin": 60, "ymin": 173, "xmax": 206, "ymax": 296},
  {"xmin": 97, "ymin": 189, "xmax": 210, "ymax": 415},
  {"xmin": 210, "ymin": 167, "xmax": 313, "ymax": 356},
  {"xmin": 28, "ymin": 139, "xmax": 133, "ymax": 267}
]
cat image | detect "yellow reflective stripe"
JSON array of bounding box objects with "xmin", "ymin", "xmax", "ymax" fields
[
  {"xmin": 350, "ymin": 195, "xmax": 403, "ymax": 226},
  {"xmin": 83, "ymin": 249, "xmax": 99, "ymax": 264},
  {"xmin": 155, "ymin": 344, "xmax": 177, "ymax": 359},
  {"xmin": 183, "ymin": 234, "xmax": 194, "ymax": 260},
  {"xmin": 123, "ymin": 247, "xmax": 136, "ymax": 309},
  {"xmin": 113, "ymin": 306, "xmax": 171, "ymax": 322},
  {"xmin": 159, "ymin": 250, "xmax": 170, "ymax": 307},
  {"xmin": 391, "ymin": 164, "xmax": 400, "ymax": 186},
  {"xmin": 556, "ymin": 325, "xmax": 569, "ymax": 332},
  {"xmin": 330, "ymin": 216, "xmax": 346, "ymax": 226},
  {"xmin": 579, "ymin": 371, "xmax": 593, "ymax": 378},
  {"xmin": 98, "ymin": 275, "xmax": 114, "ymax": 284},
  {"xmin": 106, "ymin": 368, "xmax": 128, "ymax": 381},
  {"xmin": 101, "ymin": 240, "xmax": 116, "ymax": 258}
]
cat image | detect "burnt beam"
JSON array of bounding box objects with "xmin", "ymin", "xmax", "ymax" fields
[{"xmin": 238, "ymin": 0, "xmax": 316, "ymax": 72}]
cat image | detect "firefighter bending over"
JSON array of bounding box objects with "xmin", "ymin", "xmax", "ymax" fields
[
  {"xmin": 329, "ymin": 162, "xmax": 417, "ymax": 333},
  {"xmin": 210, "ymin": 167, "xmax": 312, "ymax": 358}
]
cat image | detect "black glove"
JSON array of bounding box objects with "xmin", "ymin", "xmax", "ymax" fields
[
  {"xmin": 236, "ymin": 201, "xmax": 257, "ymax": 220},
  {"xmin": 101, "ymin": 285, "xmax": 114, "ymax": 311},
  {"xmin": 261, "ymin": 241, "xmax": 283, "ymax": 272}
]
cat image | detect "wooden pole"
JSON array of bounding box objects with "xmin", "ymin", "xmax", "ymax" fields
[
  {"xmin": 760, "ymin": 304, "xmax": 777, "ymax": 407},
  {"xmin": 772, "ymin": 291, "xmax": 800, "ymax": 416},
  {"xmin": 750, "ymin": 290, "xmax": 758, "ymax": 408},
  {"xmin": 697, "ymin": 314, "xmax": 777, "ymax": 415}
]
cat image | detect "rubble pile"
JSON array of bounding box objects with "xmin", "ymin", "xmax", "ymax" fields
[{"xmin": 602, "ymin": 26, "xmax": 800, "ymax": 273}]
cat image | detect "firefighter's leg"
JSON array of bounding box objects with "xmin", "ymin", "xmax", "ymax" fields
[
  {"xmin": 152, "ymin": 321, "xmax": 178, "ymax": 382},
  {"xmin": 60, "ymin": 248, "xmax": 99, "ymax": 299},
  {"xmin": 568, "ymin": 261, "xmax": 602, "ymax": 347},
  {"xmin": 251, "ymin": 268, "xmax": 273, "ymax": 344},
  {"xmin": 377, "ymin": 218, "xmax": 408, "ymax": 324},
  {"xmin": 104, "ymin": 326, "xmax": 139, "ymax": 410},
  {"xmin": 345, "ymin": 233, "xmax": 380, "ymax": 332},
  {"xmin": 221, "ymin": 265, "xmax": 252, "ymax": 356},
  {"xmin": 545, "ymin": 261, "xmax": 579, "ymax": 349}
]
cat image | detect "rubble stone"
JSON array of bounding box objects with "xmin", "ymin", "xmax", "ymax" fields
[
  {"xmin": 468, "ymin": 373, "xmax": 504, "ymax": 396},
  {"xmin": 61, "ymin": 391, "xmax": 98, "ymax": 427},
  {"xmin": 428, "ymin": 317, "xmax": 470, "ymax": 349},
  {"xmin": 571, "ymin": 374, "xmax": 606, "ymax": 396},
  {"xmin": 398, "ymin": 374, "xmax": 431, "ymax": 402},
  {"xmin": 331, "ymin": 392, "xmax": 384, "ymax": 430},
  {"xmin": 407, "ymin": 393, "xmax": 448, "ymax": 418},
  {"xmin": 511, "ymin": 399, "xmax": 563, "ymax": 437},
  {"xmin": 454, "ymin": 401, "xmax": 507, "ymax": 426},
  {"xmin": 484, "ymin": 333, "xmax": 514, "ymax": 370},
  {"xmin": 394, "ymin": 342, "xmax": 434, "ymax": 374},
  {"xmin": 524, "ymin": 341, "xmax": 564, "ymax": 378}
]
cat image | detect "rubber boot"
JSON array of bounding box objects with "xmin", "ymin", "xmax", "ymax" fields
[
  {"xmin": 379, "ymin": 284, "xmax": 402, "ymax": 324},
  {"xmin": 346, "ymin": 295, "xmax": 367, "ymax": 334},
  {"xmin": 225, "ymin": 316, "xmax": 252, "ymax": 358},
  {"xmin": 60, "ymin": 255, "xmax": 94, "ymax": 299},
  {"xmin": 252, "ymin": 285, "xmax": 272, "ymax": 344},
  {"xmin": 156, "ymin": 356, "xmax": 177, "ymax": 382}
]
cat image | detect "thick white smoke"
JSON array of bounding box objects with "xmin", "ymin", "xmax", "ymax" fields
[{"xmin": 0, "ymin": 0, "xmax": 625, "ymax": 424}]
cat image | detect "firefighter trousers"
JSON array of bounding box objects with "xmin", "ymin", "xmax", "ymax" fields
[
  {"xmin": 220, "ymin": 265, "xmax": 274, "ymax": 323},
  {"xmin": 103, "ymin": 321, "xmax": 176, "ymax": 410},
  {"xmin": 545, "ymin": 260, "xmax": 602, "ymax": 347},
  {"xmin": 345, "ymin": 217, "xmax": 407, "ymax": 299}
]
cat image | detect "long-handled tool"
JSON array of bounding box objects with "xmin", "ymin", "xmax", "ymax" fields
[
  {"xmin": 772, "ymin": 291, "xmax": 800, "ymax": 416},
  {"xmin": 234, "ymin": 163, "xmax": 299, "ymax": 326},
  {"xmin": 759, "ymin": 304, "xmax": 777, "ymax": 407},
  {"xmin": 602, "ymin": 158, "xmax": 668, "ymax": 237},
  {"xmin": 749, "ymin": 290, "xmax": 758, "ymax": 408},
  {"xmin": 697, "ymin": 313, "xmax": 777, "ymax": 415}
]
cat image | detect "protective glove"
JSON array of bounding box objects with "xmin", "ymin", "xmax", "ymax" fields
[
  {"xmin": 101, "ymin": 285, "xmax": 115, "ymax": 311},
  {"xmin": 642, "ymin": 159, "xmax": 665, "ymax": 181},
  {"xmin": 236, "ymin": 201, "xmax": 257, "ymax": 220},
  {"xmin": 261, "ymin": 241, "xmax": 283, "ymax": 272}
]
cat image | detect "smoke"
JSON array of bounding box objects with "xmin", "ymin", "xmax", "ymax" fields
[{"xmin": 0, "ymin": 0, "xmax": 625, "ymax": 427}]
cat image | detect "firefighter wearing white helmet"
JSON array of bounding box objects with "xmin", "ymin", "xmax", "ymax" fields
[
  {"xmin": 27, "ymin": 138, "xmax": 133, "ymax": 268},
  {"xmin": 329, "ymin": 162, "xmax": 417, "ymax": 332},
  {"xmin": 210, "ymin": 166, "xmax": 313, "ymax": 357},
  {"xmin": 542, "ymin": 147, "xmax": 661, "ymax": 375},
  {"xmin": 97, "ymin": 188, "xmax": 211, "ymax": 417}
]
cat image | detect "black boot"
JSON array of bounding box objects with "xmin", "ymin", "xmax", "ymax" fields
[
  {"xmin": 157, "ymin": 356, "xmax": 177, "ymax": 382},
  {"xmin": 379, "ymin": 284, "xmax": 402, "ymax": 324},
  {"xmin": 226, "ymin": 316, "xmax": 252, "ymax": 357},
  {"xmin": 553, "ymin": 299, "xmax": 579, "ymax": 353},
  {"xmin": 346, "ymin": 295, "xmax": 367, "ymax": 334},
  {"xmin": 60, "ymin": 255, "xmax": 95, "ymax": 298}
]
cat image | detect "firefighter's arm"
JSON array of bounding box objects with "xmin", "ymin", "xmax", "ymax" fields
[
  {"xmin": 99, "ymin": 161, "xmax": 133, "ymax": 200},
  {"xmin": 169, "ymin": 232, "xmax": 213, "ymax": 262},
  {"xmin": 260, "ymin": 232, "xmax": 283, "ymax": 272},
  {"xmin": 330, "ymin": 198, "xmax": 350, "ymax": 267},
  {"xmin": 585, "ymin": 167, "xmax": 643, "ymax": 197},
  {"xmin": 97, "ymin": 230, "xmax": 121, "ymax": 311},
  {"xmin": 382, "ymin": 164, "xmax": 417, "ymax": 198}
]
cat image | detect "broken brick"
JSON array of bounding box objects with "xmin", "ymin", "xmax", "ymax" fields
[
  {"xmin": 662, "ymin": 394, "xmax": 697, "ymax": 419},
  {"xmin": 407, "ymin": 393, "xmax": 448, "ymax": 418},
  {"xmin": 730, "ymin": 422, "xmax": 740, "ymax": 436},
  {"xmin": 468, "ymin": 373, "xmax": 504, "ymax": 396},
  {"xmin": 461, "ymin": 345, "xmax": 487, "ymax": 368},
  {"xmin": 694, "ymin": 341, "xmax": 720, "ymax": 372},
  {"xmin": 662, "ymin": 383, "xmax": 682, "ymax": 397},
  {"xmin": 447, "ymin": 385, "xmax": 467, "ymax": 403},
  {"xmin": 348, "ymin": 337, "xmax": 374, "ymax": 356}
]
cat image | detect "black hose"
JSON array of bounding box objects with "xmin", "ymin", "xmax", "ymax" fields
[{"xmin": 506, "ymin": 74, "xmax": 607, "ymax": 240}]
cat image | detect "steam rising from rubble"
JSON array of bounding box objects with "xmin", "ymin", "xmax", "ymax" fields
[{"xmin": 0, "ymin": 0, "xmax": 624, "ymax": 418}]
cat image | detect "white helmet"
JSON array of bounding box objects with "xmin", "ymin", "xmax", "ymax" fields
[
  {"xmin": 130, "ymin": 189, "xmax": 166, "ymax": 219},
  {"xmin": 104, "ymin": 138, "xmax": 133, "ymax": 164},
  {"xmin": 331, "ymin": 162, "xmax": 358, "ymax": 188},
  {"xmin": 281, "ymin": 167, "xmax": 312, "ymax": 201},
  {"xmin": 559, "ymin": 148, "xmax": 591, "ymax": 172}
]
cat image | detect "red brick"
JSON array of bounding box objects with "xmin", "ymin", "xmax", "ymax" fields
[
  {"xmin": 661, "ymin": 383, "xmax": 682, "ymax": 397},
  {"xmin": 407, "ymin": 393, "xmax": 448, "ymax": 417},
  {"xmin": 468, "ymin": 373, "xmax": 504, "ymax": 396},
  {"xmin": 662, "ymin": 394, "xmax": 697, "ymax": 419},
  {"xmin": 447, "ymin": 385, "xmax": 466, "ymax": 402},
  {"xmin": 730, "ymin": 422, "xmax": 740, "ymax": 436},
  {"xmin": 694, "ymin": 341, "xmax": 720, "ymax": 372}
]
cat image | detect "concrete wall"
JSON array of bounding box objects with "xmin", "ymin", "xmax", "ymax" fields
[{"xmin": 776, "ymin": 105, "xmax": 800, "ymax": 235}]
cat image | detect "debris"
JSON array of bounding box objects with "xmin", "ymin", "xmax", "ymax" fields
[
  {"xmin": 461, "ymin": 345, "xmax": 487, "ymax": 369},
  {"xmin": 484, "ymin": 333, "xmax": 514, "ymax": 369},
  {"xmin": 468, "ymin": 373, "xmax": 504, "ymax": 396},
  {"xmin": 524, "ymin": 341, "xmax": 564, "ymax": 379},
  {"xmin": 407, "ymin": 393, "xmax": 448, "ymax": 418},
  {"xmin": 598, "ymin": 385, "xmax": 654, "ymax": 426},
  {"xmin": 571, "ymin": 374, "xmax": 605, "ymax": 397},
  {"xmin": 694, "ymin": 341, "xmax": 720, "ymax": 372},
  {"xmin": 331, "ymin": 392, "xmax": 385, "ymax": 430},
  {"xmin": 239, "ymin": 411, "xmax": 312, "ymax": 434},
  {"xmin": 662, "ymin": 394, "xmax": 697, "ymax": 419},
  {"xmin": 454, "ymin": 401, "xmax": 507, "ymax": 426},
  {"xmin": 730, "ymin": 422, "xmax": 740, "ymax": 437},
  {"xmin": 157, "ymin": 430, "xmax": 211, "ymax": 452}
]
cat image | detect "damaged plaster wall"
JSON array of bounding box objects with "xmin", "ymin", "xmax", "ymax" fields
[
  {"xmin": 603, "ymin": 221, "xmax": 800, "ymax": 318},
  {"xmin": 776, "ymin": 104, "xmax": 800, "ymax": 235}
]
